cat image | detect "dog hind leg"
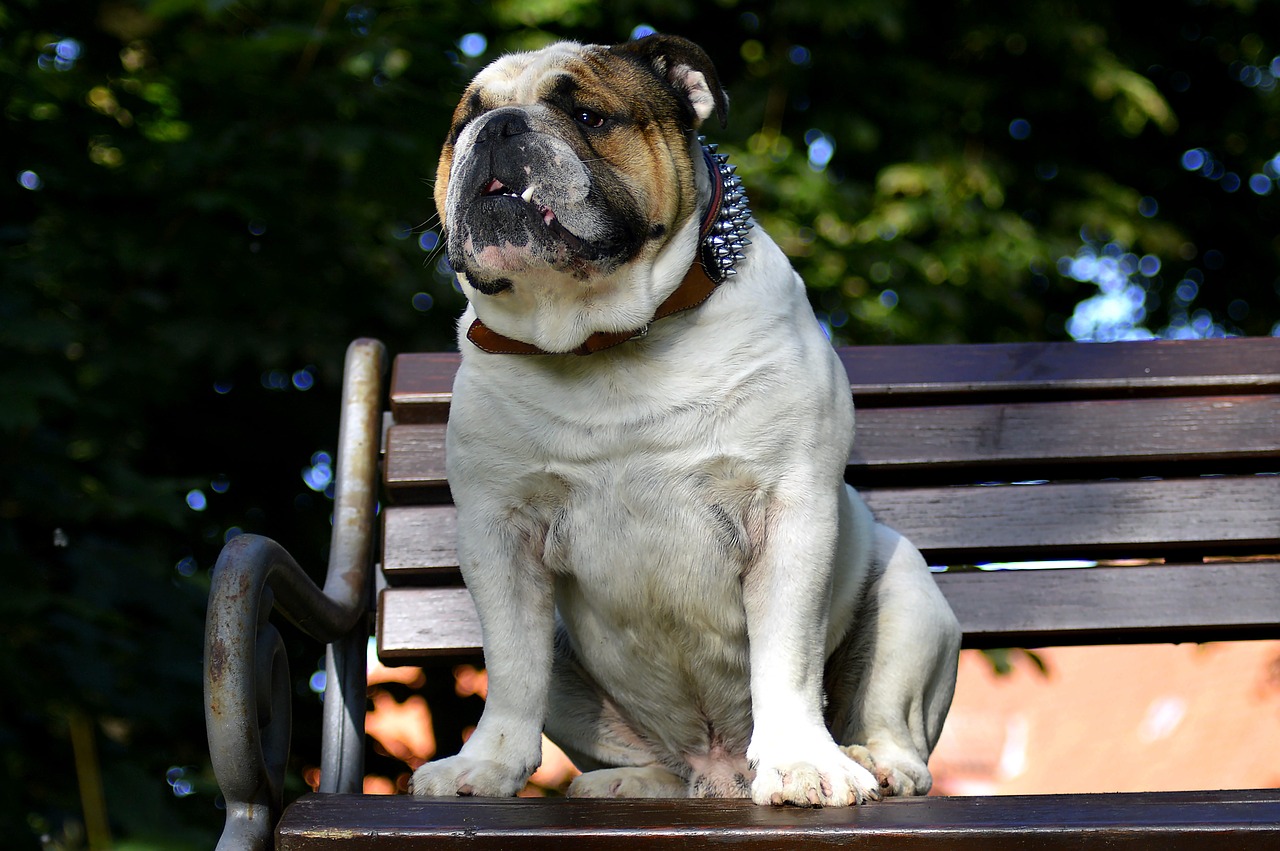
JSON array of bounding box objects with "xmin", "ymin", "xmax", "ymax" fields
[
  {"xmin": 544, "ymin": 624, "xmax": 688, "ymax": 798},
  {"xmin": 826, "ymin": 492, "xmax": 961, "ymax": 797}
]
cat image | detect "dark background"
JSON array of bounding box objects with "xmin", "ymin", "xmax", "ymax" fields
[{"xmin": 3, "ymin": 0, "xmax": 1278, "ymax": 846}]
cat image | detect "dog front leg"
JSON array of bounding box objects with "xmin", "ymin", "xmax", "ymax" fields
[
  {"xmin": 742, "ymin": 487, "xmax": 881, "ymax": 807},
  {"xmin": 411, "ymin": 526, "xmax": 554, "ymax": 798}
]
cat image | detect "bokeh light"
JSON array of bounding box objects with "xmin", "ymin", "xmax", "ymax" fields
[
  {"xmin": 302, "ymin": 451, "xmax": 334, "ymax": 494},
  {"xmin": 346, "ymin": 5, "xmax": 374, "ymax": 36},
  {"xmin": 804, "ymin": 129, "xmax": 834, "ymax": 171},
  {"xmin": 458, "ymin": 33, "xmax": 487, "ymax": 58},
  {"xmin": 39, "ymin": 38, "xmax": 81, "ymax": 72},
  {"xmin": 261, "ymin": 370, "xmax": 289, "ymax": 391},
  {"xmin": 166, "ymin": 766, "xmax": 196, "ymax": 798},
  {"xmin": 1180, "ymin": 148, "xmax": 1206, "ymax": 171},
  {"xmin": 1061, "ymin": 239, "xmax": 1235, "ymax": 341}
]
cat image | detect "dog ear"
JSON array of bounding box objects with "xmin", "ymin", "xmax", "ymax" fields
[{"xmin": 612, "ymin": 34, "xmax": 729, "ymax": 129}]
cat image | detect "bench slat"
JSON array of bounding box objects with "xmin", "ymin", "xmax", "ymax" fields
[
  {"xmin": 378, "ymin": 586, "xmax": 480, "ymax": 662},
  {"xmin": 850, "ymin": 394, "xmax": 1280, "ymax": 482},
  {"xmin": 383, "ymin": 423, "xmax": 449, "ymax": 502},
  {"xmin": 865, "ymin": 475, "xmax": 1280, "ymax": 563},
  {"xmin": 383, "ymin": 396, "xmax": 1280, "ymax": 496},
  {"xmin": 388, "ymin": 352, "xmax": 457, "ymax": 424},
  {"xmin": 837, "ymin": 338, "xmax": 1280, "ymax": 406},
  {"xmin": 388, "ymin": 338, "xmax": 1280, "ymax": 423},
  {"xmin": 382, "ymin": 504, "xmax": 457, "ymax": 577},
  {"xmin": 376, "ymin": 560, "xmax": 1280, "ymax": 662},
  {"xmin": 937, "ymin": 562, "xmax": 1280, "ymax": 648},
  {"xmin": 277, "ymin": 789, "xmax": 1280, "ymax": 849},
  {"xmin": 379, "ymin": 476, "xmax": 1280, "ymax": 581}
]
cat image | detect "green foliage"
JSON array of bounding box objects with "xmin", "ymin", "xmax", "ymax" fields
[
  {"xmin": 984, "ymin": 648, "xmax": 1050, "ymax": 678},
  {"xmin": 2, "ymin": 0, "xmax": 1278, "ymax": 846}
]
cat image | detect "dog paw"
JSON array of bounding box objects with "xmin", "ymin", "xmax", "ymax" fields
[
  {"xmin": 410, "ymin": 755, "xmax": 528, "ymax": 798},
  {"xmin": 569, "ymin": 766, "xmax": 688, "ymax": 798},
  {"xmin": 840, "ymin": 744, "xmax": 932, "ymax": 797},
  {"xmin": 751, "ymin": 748, "xmax": 880, "ymax": 807}
]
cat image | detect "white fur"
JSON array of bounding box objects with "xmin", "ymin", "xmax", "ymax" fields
[{"xmin": 411, "ymin": 41, "xmax": 960, "ymax": 806}]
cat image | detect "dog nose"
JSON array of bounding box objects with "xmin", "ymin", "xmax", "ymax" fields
[{"xmin": 477, "ymin": 110, "xmax": 530, "ymax": 144}]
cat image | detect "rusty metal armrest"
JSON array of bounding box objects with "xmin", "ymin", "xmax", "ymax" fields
[{"xmin": 204, "ymin": 339, "xmax": 387, "ymax": 851}]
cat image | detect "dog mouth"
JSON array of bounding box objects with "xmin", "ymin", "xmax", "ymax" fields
[{"xmin": 479, "ymin": 177, "xmax": 585, "ymax": 252}]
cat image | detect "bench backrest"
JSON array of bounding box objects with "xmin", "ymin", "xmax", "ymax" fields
[{"xmin": 376, "ymin": 338, "xmax": 1280, "ymax": 666}]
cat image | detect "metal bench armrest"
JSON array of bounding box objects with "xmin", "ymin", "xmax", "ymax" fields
[{"xmin": 203, "ymin": 339, "xmax": 387, "ymax": 850}]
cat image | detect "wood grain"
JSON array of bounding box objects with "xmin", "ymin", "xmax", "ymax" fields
[
  {"xmin": 388, "ymin": 338, "xmax": 1280, "ymax": 422},
  {"xmin": 849, "ymin": 394, "xmax": 1280, "ymax": 481},
  {"xmin": 381, "ymin": 504, "xmax": 457, "ymax": 577},
  {"xmin": 376, "ymin": 561, "xmax": 1280, "ymax": 662},
  {"xmin": 383, "ymin": 423, "xmax": 449, "ymax": 501},
  {"xmin": 935, "ymin": 562, "xmax": 1280, "ymax": 648},
  {"xmin": 379, "ymin": 476, "xmax": 1280, "ymax": 580},
  {"xmin": 863, "ymin": 475, "xmax": 1280, "ymax": 563},
  {"xmin": 382, "ymin": 395, "xmax": 1280, "ymax": 495},
  {"xmin": 277, "ymin": 788, "xmax": 1280, "ymax": 849},
  {"xmin": 836, "ymin": 337, "xmax": 1280, "ymax": 406},
  {"xmin": 377, "ymin": 586, "xmax": 480, "ymax": 662}
]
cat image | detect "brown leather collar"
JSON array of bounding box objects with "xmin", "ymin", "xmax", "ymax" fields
[{"xmin": 465, "ymin": 148, "xmax": 729, "ymax": 356}]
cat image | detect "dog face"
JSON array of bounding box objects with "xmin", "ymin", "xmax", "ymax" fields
[{"xmin": 435, "ymin": 37, "xmax": 727, "ymax": 300}]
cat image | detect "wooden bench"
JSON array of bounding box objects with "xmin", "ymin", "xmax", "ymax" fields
[{"xmin": 205, "ymin": 335, "xmax": 1280, "ymax": 850}]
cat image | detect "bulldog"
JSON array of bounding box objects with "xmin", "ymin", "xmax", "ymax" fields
[{"xmin": 411, "ymin": 34, "xmax": 961, "ymax": 807}]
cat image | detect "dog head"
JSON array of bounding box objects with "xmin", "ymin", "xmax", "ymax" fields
[{"xmin": 436, "ymin": 35, "xmax": 728, "ymax": 353}]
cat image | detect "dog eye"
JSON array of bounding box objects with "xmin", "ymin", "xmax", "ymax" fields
[{"xmin": 574, "ymin": 108, "xmax": 606, "ymax": 129}]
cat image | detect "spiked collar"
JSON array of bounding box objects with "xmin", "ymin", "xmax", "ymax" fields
[{"xmin": 465, "ymin": 141, "xmax": 753, "ymax": 356}]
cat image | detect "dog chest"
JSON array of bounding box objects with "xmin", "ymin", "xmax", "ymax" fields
[{"xmin": 543, "ymin": 453, "xmax": 760, "ymax": 751}]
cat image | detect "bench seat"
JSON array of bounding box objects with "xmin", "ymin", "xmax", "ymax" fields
[{"xmin": 277, "ymin": 788, "xmax": 1280, "ymax": 849}]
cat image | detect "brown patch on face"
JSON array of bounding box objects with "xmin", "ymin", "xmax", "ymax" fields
[
  {"xmin": 534, "ymin": 46, "xmax": 706, "ymax": 247},
  {"xmin": 435, "ymin": 87, "xmax": 499, "ymax": 230}
]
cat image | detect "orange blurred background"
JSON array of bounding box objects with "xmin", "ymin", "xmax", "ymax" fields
[{"xmin": 325, "ymin": 640, "xmax": 1280, "ymax": 797}]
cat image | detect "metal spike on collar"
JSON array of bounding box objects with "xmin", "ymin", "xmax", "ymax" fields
[{"xmin": 698, "ymin": 137, "xmax": 754, "ymax": 284}]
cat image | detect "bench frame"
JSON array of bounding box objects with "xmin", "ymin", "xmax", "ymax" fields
[{"xmin": 205, "ymin": 336, "xmax": 1280, "ymax": 849}]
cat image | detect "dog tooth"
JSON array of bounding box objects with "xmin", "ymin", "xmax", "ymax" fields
[{"xmin": 520, "ymin": 185, "xmax": 536, "ymax": 203}]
